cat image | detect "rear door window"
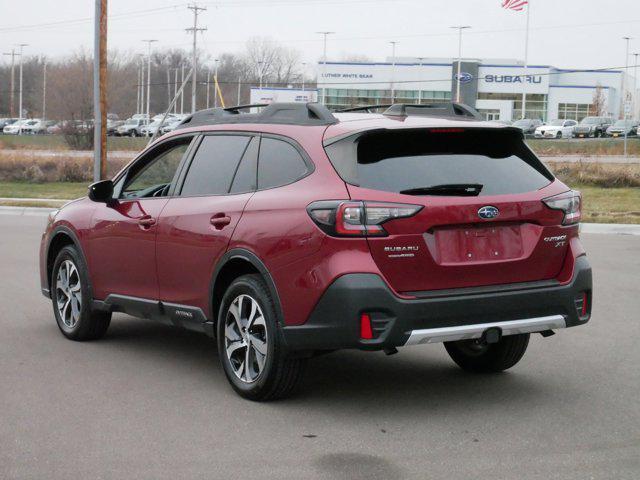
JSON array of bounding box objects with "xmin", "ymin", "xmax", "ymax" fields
[
  {"xmin": 180, "ymin": 135, "xmax": 252, "ymax": 196},
  {"xmin": 257, "ymin": 137, "xmax": 309, "ymax": 190},
  {"xmin": 325, "ymin": 128, "xmax": 553, "ymax": 196}
]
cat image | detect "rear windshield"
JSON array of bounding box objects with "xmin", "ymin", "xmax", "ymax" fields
[{"xmin": 324, "ymin": 128, "xmax": 553, "ymax": 196}]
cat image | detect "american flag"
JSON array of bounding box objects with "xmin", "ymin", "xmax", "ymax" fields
[{"xmin": 502, "ymin": 0, "xmax": 528, "ymax": 11}]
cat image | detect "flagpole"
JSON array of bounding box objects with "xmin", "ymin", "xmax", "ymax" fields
[{"xmin": 521, "ymin": 0, "xmax": 530, "ymax": 119}]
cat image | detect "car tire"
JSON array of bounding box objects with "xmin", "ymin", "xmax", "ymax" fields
[
  {"xmin": 51, "ymin": 245, "xmax": 111, "ymax": 341},
  {"xmin": 556, "ymin": 131, "xmax": 562, "ymax": 139},
  {"xmin": 444, "ymin": 333, "xmax": 530, "ymax": 373},
  {"xmin": 217, "ymin": 274, "xmax": 306, "ymax": 401},
  {"xmin": 129, "ymin": 131, "xmax": 136, "ymax": 137}
]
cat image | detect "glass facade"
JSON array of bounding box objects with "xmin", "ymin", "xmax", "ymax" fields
[
  {"xmin": 477, "ymin": 93, "xmax": 548, "ymax": 121},
  {"xmin": 557, "ymin": 103, "xmax": 592, "ymax": 122},
  {"xmin": 324, "ymin": 88, "xmax": 451, "ymax": 110}
]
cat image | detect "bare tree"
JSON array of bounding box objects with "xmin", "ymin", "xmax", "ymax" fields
[{"xmin": 590, "ymin": 83, "xmax": 607, "ymax": 116}]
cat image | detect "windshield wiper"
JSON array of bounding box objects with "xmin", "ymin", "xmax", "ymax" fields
[{"xmin": 399, "ymin": 183, "xmax": 483, "ymax": 196}]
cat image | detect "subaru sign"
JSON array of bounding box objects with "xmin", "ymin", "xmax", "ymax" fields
[{"xmin": 454, "ymin": 72, "xmax": 474, "ymax": 84}]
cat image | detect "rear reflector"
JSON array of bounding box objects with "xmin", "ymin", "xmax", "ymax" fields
[
  {"xmin": 574, "ymin": 292, "xmax": 589, "ymax": 318},
  {"xmin": 360, "ymin": 313, "xmax": 373, "ymax": 340}
]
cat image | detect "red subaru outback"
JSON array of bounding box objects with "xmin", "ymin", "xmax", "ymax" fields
[{"xmin": 39, "ymin": 103, "xmax": 592, "ymax": 400}]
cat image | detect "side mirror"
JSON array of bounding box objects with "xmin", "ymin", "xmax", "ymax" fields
[{"xmin": 88, "ymin": 179, "xmax": 114, "ymax": 203}]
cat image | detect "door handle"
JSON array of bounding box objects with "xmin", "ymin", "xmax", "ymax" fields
[
  {"xmin": 210, "ymin": 214, "xmax": 231, "ymax": 230},
  {"xmin": 138, "ymin": 215, "xmax": 156, "ymax": 228}
]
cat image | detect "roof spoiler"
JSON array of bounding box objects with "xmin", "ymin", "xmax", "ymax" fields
[{"xmin": 175, "ymin": 102, "xmax": 338, "ymax": 130}]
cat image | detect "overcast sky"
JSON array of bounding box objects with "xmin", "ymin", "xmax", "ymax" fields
[{"xmin": 1, "ymin": 0, "xmax": 639, "ymax": 72}]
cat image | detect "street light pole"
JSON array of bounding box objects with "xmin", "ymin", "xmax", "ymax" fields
[
  {"xmin": 42, "ymin": 60, "xmax": 47, "ymax": 122},
  {"xmin": 301, "ymin": 62, "xmax": 306, "ymax": 91},
  {"xmin": 389, "ymin": 41, "xmax": 398, "ymax": 104},
  {"xmin": 633, "ymin": 53, "xmax": 639, "ymax": 121},
  {"xmin": 623, "ymin": 36, "xmax": 631, "ymax": 159},
  {"xmin": 17, "ymin": 43, "xmax": 28, "ymax": 133},
  {"xmin": 142, "ymin": 39, "xmax": 158, "ymax": 124},
  {"xmin": 417, "ymin": 57, "xmax": 425, "ymax": 105},
  {"xmin": 450, "ymin": 26, "xmax": 470, "ymax": 104},
  {"xmin": 214, "ymin": 59, "xmax": 219, "ymax": 108},
  {"xmin": 316, "ymin": 31, "xmax": 335, "ymax": 105},
  {"xmin": 206, "ymin": 66, "xmax": 211, "ymax": 109}
]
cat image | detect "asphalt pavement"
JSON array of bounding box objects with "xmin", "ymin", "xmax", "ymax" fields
[{"xmin": 1, "ymin": 214, "xmax": 639, "ymax": 480}]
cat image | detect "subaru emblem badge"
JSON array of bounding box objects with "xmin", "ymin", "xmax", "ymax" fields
[{"xmin": 478, "ymin": 206, "xmax": 499, "ymax": 220}]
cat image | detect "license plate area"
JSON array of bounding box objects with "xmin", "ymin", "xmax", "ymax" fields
[{"xmin": 432, "ymin": 224, "xmax": 525, "ymax": 265}]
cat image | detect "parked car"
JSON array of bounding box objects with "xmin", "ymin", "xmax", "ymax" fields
[
  {"xmin": 605, "ymin": 119, "xmax": 638, "ymax": 137},
  {"xmin": 534, "ymin": 119, "xmax": 577, "ymax": 139},
  {"xmin": 116, "ymin": 118, "xmax": 148, "ymax": 137},
  {"xmin": 512, "ymin": 118, "xmax": 543, "ymax": 135},
  {"xmin": 107, "ymin": 119, "xmax": 124, "ymax": 136},
  {"xmin": 2, "ymin": 119, "xmax": 37, "ymax": 135},
  {"xmin": 572, "ymin": 116, "xmax": 613, "ymax": 138},
  {"xmin": 39, "ymin": 103, "xmax": 592, "ymax": 400},
  {"xmin": 159, "ymin": 116, "xmax": 187, "ymax": 135},
  {"xmin": 0, "ymin": 118, "xmax": 19, "ymax": 131},
  {"xmin": 140, "ymin": 119, "xmax": 165, "ymax": 137},
  {"xmin": 23, "ymin": 119, "xmax": 55, "ymax": 135}
]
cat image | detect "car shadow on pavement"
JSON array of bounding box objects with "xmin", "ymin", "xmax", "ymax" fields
[{"xmin": 88, "ymin": 315, "xmax": 552, "ymax": 413}]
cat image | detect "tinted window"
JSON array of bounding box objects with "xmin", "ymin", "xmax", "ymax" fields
[
  {"xmin": 181, "ymin": 135, "xmax": 251, "ymax": 196},
  {"xmin": 258, "ymin": 137, "xmax": 308, "ymax": 189},
  {"xmin": 230, "ymin": 136, "xmax": 259, "ymax": 193},
  {"xmin": 325, "ymin": 129, "xmax": 553, "ymax": 196},
  {"xmin": 122, "ymin": 141, "xmax": 190, "ymax": 199}
]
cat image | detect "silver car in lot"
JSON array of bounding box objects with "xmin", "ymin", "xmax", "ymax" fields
[
  {"xmin": 115, "ymin": 118, "xmax": 148, "ymax": 137},
  {"xmin": 605, "ymin": 119, "xmax": 638, "ymax": 137}
]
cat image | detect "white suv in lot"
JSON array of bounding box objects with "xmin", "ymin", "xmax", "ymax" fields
[{"xmin": 534, "ymin": 119, "xmax": 577, "ymax": 139}]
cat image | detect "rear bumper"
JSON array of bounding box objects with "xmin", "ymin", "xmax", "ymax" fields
[{"xmin": 282, "ymin": 256, "xmax": 592, "ymax": 351}]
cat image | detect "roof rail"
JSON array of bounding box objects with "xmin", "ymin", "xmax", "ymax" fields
[
  {"xmin": 382, "ymin": 102, "xmax": 483, "ymax": 120},
  {"xmin": 175, "ymin": 102, "xmax": 338, "ymax": 130},
  {"xmin": 336, "ymin": 104, "xmax": 393, "ymax": 113}
]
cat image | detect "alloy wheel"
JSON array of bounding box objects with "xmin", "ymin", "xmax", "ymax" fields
[
  {"xmin": 224, "ymin": 294, "xmax": 268, "ymax": 383},
  {"xmin": 55, "ymin": 260, "xmax": 82, "ymax": 328}
]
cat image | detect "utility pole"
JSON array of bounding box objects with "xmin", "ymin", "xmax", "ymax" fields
[
  {"xmin": 450, "ymin": 26, "xmax": 471, "ymax": 104},
  {"xmin": 142, "ymin": 39, "xmax": 158, "ymax": 123},
  {"xmin": 214, "ymin": 59, "xmax": 219, "ymax": 108},
  {"xmin": 92, "ymin": 0, "xmax": 107, "ymax": 181},
  {"xmin": 258, "ymin": 61, "xmax": 264, "ymax": 89},
  {"xmin": 389, "ymin": 41, "xmax": 398, "ymax": 104},
  {"xmin": 2, "ymin": 49, "xmax": 18, "ymax": 117},
  {"xmin": 186, "ymin": 3, "xmax": 207, "ymax": 113},
  {"xmin": 17, "ymin": 43, "xmax": 28, "ymax": 133},
  {"xmin": 42, "ymin": 60, "xmax": 47, "ymax": 121},
  {"xmin": 622, "ymin": 36, "xmax": 631, "ymax": 160},
  {"xmin": 316, "ymin": 32, "xmax": 335, "ymax": 105},
  {"xmin": 237, "ymin": 76, "xmax": 241, "ymax": 105}
]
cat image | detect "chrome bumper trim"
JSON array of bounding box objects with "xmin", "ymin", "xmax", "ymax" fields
[{"xmin": 404, "ymin": 315, "xmax": 567, "ymax": 346}]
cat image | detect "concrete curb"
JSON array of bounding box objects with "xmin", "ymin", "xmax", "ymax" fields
[
  {"xmin": 580, "ymin": 223, "xmax": 640, "ymax": 236},
  {"xmin": 0, "ymin": 206, "xmax": 57, "ymax": 216},
  {"xmin": 0, "ymin": 205, "xmax": 639, "ymax": 235}
]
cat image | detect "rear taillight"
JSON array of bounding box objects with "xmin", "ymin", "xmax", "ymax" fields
[
  {"xmin": 543, "ymin": 190, "xmax": 581, "ymax": 225},
  {"xmin": 307, "ymin": 200, "xmax": 422, "ymax": 237}
]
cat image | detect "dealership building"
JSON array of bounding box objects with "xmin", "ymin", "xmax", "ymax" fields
[{"xmin": 316, "ymin": 57, "xmax": 636, "ymax": 122}]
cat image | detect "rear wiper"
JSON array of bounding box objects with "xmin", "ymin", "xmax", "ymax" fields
[{"xmin": 399, "ymin": 184, "xmax": 483, "ymax": 196}]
